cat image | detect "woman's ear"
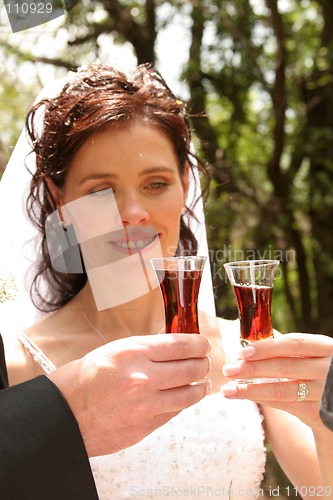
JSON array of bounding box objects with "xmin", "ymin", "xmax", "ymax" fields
[
  {"xmin": 44, "ymin": 177, "xmax": 63, "ymax": 207},
  {"xmin": 44, "ymin": 177, "xmax": 65, "ymax": 220}
]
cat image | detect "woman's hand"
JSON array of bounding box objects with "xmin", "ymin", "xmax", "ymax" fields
[{"xmin": 220, "ymin": 332, "xmax": 333, "ymax": 430}]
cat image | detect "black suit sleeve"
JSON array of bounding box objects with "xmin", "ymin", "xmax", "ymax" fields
[
  {"xmin": 0, "ymin": 333, "xmax": 8, "ymax": 388},
  {"xmin": 0, "ymin": 336, "xmax": 98, "ymax": 500}
]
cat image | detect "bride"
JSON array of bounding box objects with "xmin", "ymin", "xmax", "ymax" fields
[{"xmin": 1, "ymin": 62, "xmax": 332, "ymax": 499}]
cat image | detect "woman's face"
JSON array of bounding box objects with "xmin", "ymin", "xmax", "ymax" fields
[{"xmin": 55, "ymin": 121, "xmax": 188, "ymax": 265}]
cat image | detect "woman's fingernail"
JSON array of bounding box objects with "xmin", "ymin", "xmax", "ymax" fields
[
  {"xmin": 222, "ymin": 361, "xmax": 242, "ymax": 376},
  {"xmin": 239, "ymin": 345, "xmax": 256, "ymax": 359},
  {"xmin": 205, "ymin": 378, "xmax": 212, "ymax": 394},
  {"xmin": 220, "ymin": 383, "xmax": 238, "ymax": 397}
]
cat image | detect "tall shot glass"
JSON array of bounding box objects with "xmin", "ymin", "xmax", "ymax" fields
[
  {"xmin": 224, "ymin": 259, "xmax": 281, "ymax": 384},
  {"xmin": 150, "ymin": 256, "xmax": 206, "ymax": 333}
]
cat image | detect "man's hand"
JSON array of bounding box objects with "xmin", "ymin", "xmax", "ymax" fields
[{"xmin": 49, "ymin": 334, "xmax": 211, "ymax": 457}]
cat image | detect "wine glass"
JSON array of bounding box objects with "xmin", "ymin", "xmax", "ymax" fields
[
  {"xmin": 150, "ymin": 256, "xmax": 206, "ymax": 333},
  {"xmin": 224, "ymin": 259, "xmax": 280, "ymax": 383}
]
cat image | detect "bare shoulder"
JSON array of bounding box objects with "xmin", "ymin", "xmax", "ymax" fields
[
  {"xmin": 2, "ymin": 307, "xmax": 67, "ymax": 386},
  {"xmin": 2, "ymin": 330, "xmax": 44, "ymax": 386},
  {"xmin": 3, "ymin": 302, "xmax": 79, "ymax": 386}
]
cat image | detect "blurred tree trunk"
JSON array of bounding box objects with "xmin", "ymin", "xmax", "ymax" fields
[
  {"xmin": 262, "ymin": 0, "xmax": 314, "ymax": 332},
  {"xmin": 66, "ymin": 0, "xmax": 157, "ymax": 64}
]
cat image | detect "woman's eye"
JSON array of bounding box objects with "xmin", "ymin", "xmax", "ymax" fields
[
  {"xmin": 146, "ymin": 181, "xmax": 168, "ymax": 191},
  {"xmin": 90, "ymin": 187, "xmax": 114, "ymax": 197}
]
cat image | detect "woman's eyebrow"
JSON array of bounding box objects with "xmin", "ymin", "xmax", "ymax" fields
[
  {"xmin": 78, "ymin": 172, "xmax": 117, "ymax": 185},
  {"xmin": 79, "ymin": 166, "xmax": 175, "ymax": 185},
  {"xmin": 138, "ymin": 166, "xmax": 175, "ymax": 176}
]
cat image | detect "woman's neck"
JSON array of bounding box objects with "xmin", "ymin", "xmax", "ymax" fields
[{"xmin": 78, "ymin": 283, "xmax": 165, "ymax": 340}]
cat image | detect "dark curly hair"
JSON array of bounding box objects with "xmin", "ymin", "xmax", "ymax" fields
[{"xmin": 25, "ymin": 62, "xmax": 210, "ymax": 312}]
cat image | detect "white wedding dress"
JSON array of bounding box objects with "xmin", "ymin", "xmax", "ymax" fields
[{"xmin": 18, "ymin": 331, "xmax": 266, "ymax": 500}]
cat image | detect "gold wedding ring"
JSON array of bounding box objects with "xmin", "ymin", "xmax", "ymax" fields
[{"xmin": 296, "ymin": 381, "xmax": 309, "ymax": 402}]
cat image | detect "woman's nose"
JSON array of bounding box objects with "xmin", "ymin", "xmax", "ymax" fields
[{"xmin": 117, "ymin": 193, "xmax": 150, "ymax": 226}]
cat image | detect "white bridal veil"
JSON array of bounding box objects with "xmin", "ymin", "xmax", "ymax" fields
[{"xmin": 0, "ymin": 73, "xmax": 215, "ymax": 335}]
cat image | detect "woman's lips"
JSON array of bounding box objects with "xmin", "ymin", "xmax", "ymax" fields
[{"xmin": 107, "ymin": 228, "xmax": 159, "ymax": 255}]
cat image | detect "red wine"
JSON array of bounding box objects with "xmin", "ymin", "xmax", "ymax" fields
[
  {"xmin": 232, "ymin": 284, "xmax": 273, "ymax": 341},
  {"xmin": 156, "ymin": 269, "xmax": 203, "ymax": 333}
]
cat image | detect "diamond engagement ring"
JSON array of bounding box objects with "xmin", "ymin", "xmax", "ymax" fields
[{"xmin": 296, "ymin": 381, "xmax": 309, "ymax": 402}]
